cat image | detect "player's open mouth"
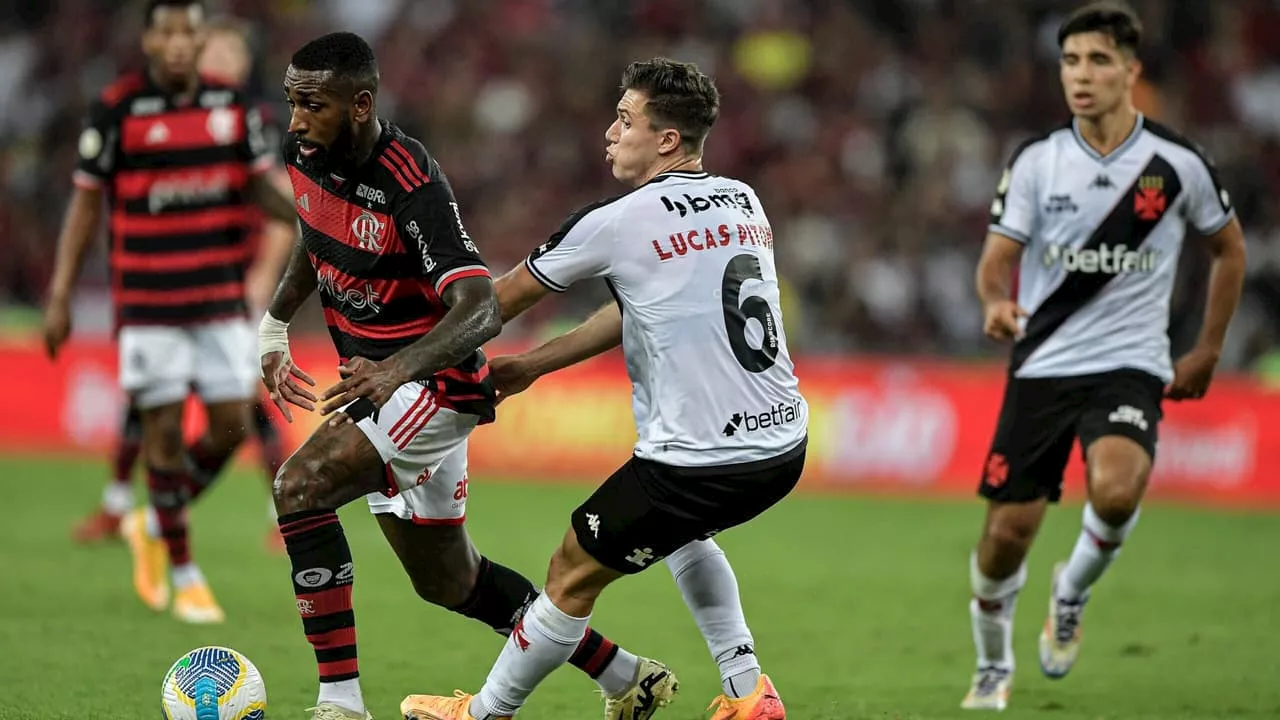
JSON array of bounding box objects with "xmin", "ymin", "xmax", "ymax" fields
[
  {"xmin": 298, "ymin": 142, "xmax": 321, "ymax": 158},
  {"xmin": 1072, "ymin": 92, "xmax": 1094, "ymax": 104}
]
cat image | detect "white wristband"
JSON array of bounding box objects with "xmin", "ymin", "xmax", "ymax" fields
[{"xmin": 258, "ymin": 312, "xmax": 291, "ymax": 362}]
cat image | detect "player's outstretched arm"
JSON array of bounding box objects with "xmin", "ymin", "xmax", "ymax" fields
[
  {"xmin": 317, "ymin": 276, "xmax": 502, "ymax": 420},
  {"xmin": 42, "ymin": 185, "xmax": 105, "ymax": 359},
  {"xmin": 975, "ymin": 232, "xmax": 1028, "ymax": 341},
  {"xmin": 493, "ymin": 262, "xmax": 552, "ymax": 324},
  {"xmin": 1167, "ymin": 217, "xmax": 1247, "ymax": 400},
  {"xmin": 489, "ymin": 302, "xmax": 621, "ymax": 403}
]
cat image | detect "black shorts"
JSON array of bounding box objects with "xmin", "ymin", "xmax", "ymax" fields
[
  {"xmin": 979, "ymin": 369, "xmax": 1163, "ymax": 503},
  {"xmin": 572, "ymin": 439, "xmax": 806, "ymax": 574}
]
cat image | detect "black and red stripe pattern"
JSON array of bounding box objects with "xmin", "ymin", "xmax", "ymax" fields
[
  {"xmin": 570, "ymin": 629, "xmax": 621, "ymax": 679},
  {"xmin": 287, "ymin": 121, "xmax": 497, "ymax": 421},
  {"xmin": 278, "ymin": 510, "xmax": 359, "ymax": 683},
  {"xmin": 76, "ymin": 71, "xmax": 272, "ymax": 329}
]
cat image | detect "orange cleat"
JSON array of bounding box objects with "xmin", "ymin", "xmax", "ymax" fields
[
  {"xmin": 264, "ymin": 525, "xmax": 286, "ymax": 555},
  {"xmin": 401, "ymin": 690, "xmax": 509, "ymax": 720},
  {"xmin": 173, "ymin": 578, "xmax": 225, "ymax": 624},
  {"xmin": 72, "ymin": 509, "xmax": 124, "ymax": 544},
  {"xmin": 707, "ymin": 675, "xmax": 785, "ymax": 720},
  {"xmin": 121, "ymin": 509, "xmax": 169, "ymax": 611}
]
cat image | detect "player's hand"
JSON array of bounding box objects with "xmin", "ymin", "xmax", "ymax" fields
[
  {"xmin": 489, "ymin": 354, "xmax": 539, "ymax": 405},
  {"xmin": 1165, "ymin": 344, "xmax": 1221, "ymax": 401},
  {"xmin": 318, "ymin": 356, "xmax": 405, "ymax": 425},
  {"xmin": 261, "ymin": 350, "xmax": 317, "ymax": 422},
  {"xmin": 42, "ymin": 296, "xmax": 72, "ymax": 360},
  {"xmin": 983, "ymin": 300, "xmax": 1028, "ymax": 341}
]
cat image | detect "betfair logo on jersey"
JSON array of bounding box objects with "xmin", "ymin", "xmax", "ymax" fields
[
  {"xmin": 722, "ymin": 398, "xmax": 803, "ymax": 437},
  {"xmin": 1042, "ymin": 243, "xmax": 1158, "ymax": 274},
  {"xmin": 661, "ymin": 190, "xmax": 754, "ymax": 218}
]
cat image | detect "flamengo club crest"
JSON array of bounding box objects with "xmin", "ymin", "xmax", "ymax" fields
[
  {"xmin": 351, "ymin": 210, "xmax": 386, "ymax": 252},
  {"xmin": 206, "ymin": 107, "xmax": 237, "ymax": 145}
]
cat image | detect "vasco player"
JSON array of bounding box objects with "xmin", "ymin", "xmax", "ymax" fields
[
  {"xmin": 42, "ymin": 0, "xmax": 298, "ymax": 623},
  {"xmin": 259, "ymin": 33, "xmax": 667, "ymax": 720},
  {"xmin": 401, "ymin": 58, "xmax": 804, "ymax": 720},
  {"xmin": 961, "ymin": 3, "xmax": 1246, "ymax": 710},
  {"xmin": 70, "ymin": 14, "xmax": 294, "ymax": 555}
]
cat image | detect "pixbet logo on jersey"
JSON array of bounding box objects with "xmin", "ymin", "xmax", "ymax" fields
[
  {"xmin": 1042, "ymin": 243, "xmax": 1158, "ymax": 274},
  {"xmin": 722, "ymin": 398, "xmax": 804, "ymax": 437}
]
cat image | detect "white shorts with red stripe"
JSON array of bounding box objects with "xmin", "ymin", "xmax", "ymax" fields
[{"xmin": 349, "ymin": 381, "xmax": 478, "ymax": 525}]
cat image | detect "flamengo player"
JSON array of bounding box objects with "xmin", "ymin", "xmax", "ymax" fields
[
  {"xmin": 258, "ymin": 33, "xmax": 670, "ymax": 720},
  {"xmin": 962, "ymin": 2, "xmax": 1247, "ymax": 710},
  {"xmin": 71, "ymin": 14, "xmax": 294, "ymax": 554},
  {"xmin": 42, "ymin": 0, "xmax": 298, "ymax": 623},
  {"xmin": 401, "ymin": 58, "xmax": 804, "ymax": 720}
]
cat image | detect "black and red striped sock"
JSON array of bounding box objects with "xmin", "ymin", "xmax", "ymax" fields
[
  {"xmin": 186, "ymin": 439, "xmax": 234, "ymax": 502},
  {"xmin": 112, "ymin": 438, "xmax": 142, "ymax": 485},
  {"xmin": 451, "ymin": 557, "xmax": 619, "ymax": 679},
  {"xmin": 146, "ymin": 466, "xmax": 192, "ymax": 565},
  {"xmin": 279, "ymin": 509, "xmax": 359, "ymax": 683}
]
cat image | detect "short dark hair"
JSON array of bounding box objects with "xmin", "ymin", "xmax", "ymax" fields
[
  {"xmin": 291, "ymin": 32, "xmax": 379, "ymax": 93},
  {"xmin": 1057, "ymin": 1, "xmax": 1143, "ymax": 54},
  {"xmin": 145, "ymin": 0, "xmax": 204, "ymax": 28},
  {"xmin": 621, "ymin": 58, "xmax": 720, "ymax": 154}
]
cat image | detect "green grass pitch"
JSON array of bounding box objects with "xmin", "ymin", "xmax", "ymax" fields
[{"xmin": 1, "ymin": 455, "xmax": 1278, "ymax": 719}]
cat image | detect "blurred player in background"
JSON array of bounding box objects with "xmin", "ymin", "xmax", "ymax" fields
[
  {"xmin": 963, "ymin": 2, "xmax": 1247, "ymax": 710},
  {"xmin": 71, "ymin": 14, "xmax": 295, "ymax": 554},
  {"xmin": 43, "ymin": 0, "xmax": 298, "ymax": 623},
  {"xmin": 260, "ymin": 33, "xmax": 666, "ymax": 720},
  {"xmin": 402, "ymin": 57, "xmax": 802, "ymax": 720}
]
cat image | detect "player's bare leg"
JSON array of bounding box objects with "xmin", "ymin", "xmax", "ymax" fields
[
  {"xmin": 74, "ymin": 402, "xmax": 143, "ymax": 543},
  {"xmin": 379, "ymin": 517, "xmax": 674, "ymax": 717},
  {"xmin": 402, "ymin": 529, "xmax": 681, "ymax": 720},
  {"xmin": 1040, "ymin": 436, "xmax": 1149, "ymax": 679},
  {"xmin": 274, "ymin": 421, "xmax": 386, "ymax": 720},
  {"xmin": 251, "ymin": 400, "xmax": 288, "ymax": 553},
  {"xmin": 962, "ymin": 499, "xmax": 1047, "ymax": 710}
]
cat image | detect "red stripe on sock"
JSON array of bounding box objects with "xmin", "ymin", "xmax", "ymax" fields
[
  {"xmin": 583, "ymin": 638, "xmax": 617, "ymax": 676},
  {"xmin": 306, "ymin": 626, "xmax": 357, "ymax": 650},
  {"xmin": 318, "ymin": 658, "xmax": 359, "ymax": 677},
  {"xmin": 297, "ymin": 585, "xmax": 353, "ymax": 619},
  {"xmin": 280, "ymin": 514, "xmax": 339, "ymax": 537},
  {"xmin": 1085, "ymin": 528, "xmax": 1121, "ymax": 551}
]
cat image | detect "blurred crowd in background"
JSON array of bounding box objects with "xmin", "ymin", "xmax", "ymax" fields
[{"xmin": 2, "ymin": 0, "xmax": 1279, "ymax": 368}]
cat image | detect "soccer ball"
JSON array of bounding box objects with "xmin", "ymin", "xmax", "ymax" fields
[{"xmin": 160, "ymin": 646, "xmax": 267, "ymax": 720}]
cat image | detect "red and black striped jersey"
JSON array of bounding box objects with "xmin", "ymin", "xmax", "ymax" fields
[
  {"xmin": 284, "ymin": 121, "xmax": 496, "ymax": 422},
  {"xmin": 74, "ymin": 71, "xmax": 275, "ymax": 329}
]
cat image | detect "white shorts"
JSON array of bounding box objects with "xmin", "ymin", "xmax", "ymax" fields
[
  {"xmin": 353, "ymin": 381, "xmax": 478, "ymax": 525},
  {"xmin": 118, "ymin": 318, "xmax": 258, "ymax": 409}
]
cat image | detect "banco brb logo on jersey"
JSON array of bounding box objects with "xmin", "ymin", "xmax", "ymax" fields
[{"xmin": 1042, "ymin": 243, "xmax": 1158, "ymax": 274}]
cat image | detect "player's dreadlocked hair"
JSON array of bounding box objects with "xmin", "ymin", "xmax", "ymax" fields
[
  {"xmin": 145, "ymin": 0, "xmax": 204, "ymax": 27},
  {"xmin": 1058, "ymin": 1, "xmax": 1143, "ymax": 54},
  {"xmin": 621, "ymin": 58, "xmax": 720, "ymax": 154},
  {"xmin": 290, "ymin": 32, "xmax": 379, "ymax": 93}
]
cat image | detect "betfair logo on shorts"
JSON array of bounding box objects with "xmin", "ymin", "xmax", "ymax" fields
[
  {"xmin": 722, "ymin": 398, "xmax": 803, "ymax": 437},
  {"xmin": 1042, "ymin": 243, "xmax": 1158, "ymax": 274}
]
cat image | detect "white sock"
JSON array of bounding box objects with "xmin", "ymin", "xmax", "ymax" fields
[
  {"xmin": 665, "ymin": 540, "xmax": 761, "ymax": 698},
  {"xmin": 171, "ymin": 563, "xmax": 204, "ymax": 590},
  {"xmin": 102, "ymin": 481, "xmax": 134, "ymax": 516},
  {"xmin": 317, "ymin": 678, "xmax": 365, "ymax": 714},
  {"xmin": 471, "ymin": 592, "xmax": 589, "ymax": 718},
  {"xmin": 1058, "ymin": 502, "xmax": 1139, "ymax": 601},
  {"xmin": 145, "ymin": 505, "xmax": 161, "ymax": 539},
  {"xmin": 970, "ymin": 552, "xmax": 1026, "ymax": 671},
  {"xmin": 596, "ymin": 646, "xmax": 640, "ymax": 698}
]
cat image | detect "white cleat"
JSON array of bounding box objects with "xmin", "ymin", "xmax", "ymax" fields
[
  {"xmin": 307, "ymin": 702, "xmax": 373, "ymax": 719},
  {"xmin": 1039, "ymin": 561, "xmax": 1087, "ymax": 679},
  {"xmin": 602, "ymin": 657, "xmax": 679, "ymax": 719},
  {"xmin": 960, "ymin": 665, "xmax": 1012, "ymax": 711}
]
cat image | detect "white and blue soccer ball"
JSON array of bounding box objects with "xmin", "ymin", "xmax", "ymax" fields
[{"xmin": 161, "ymin": 646, "xmax": 267, "ymax": 720}]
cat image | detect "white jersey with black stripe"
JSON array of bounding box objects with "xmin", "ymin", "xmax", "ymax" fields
[
  {"xmin": 525, "ymin": 170, "xmax": 808, "ymax": 467},
  {"xmin": 989, "ymin": 114, "xmax": 1235, "ymax": 382}
]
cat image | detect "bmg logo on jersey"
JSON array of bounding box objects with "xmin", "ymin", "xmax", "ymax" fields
[
  {"xmin": 722, "ymin": 398, "xmax": 804, "ymax": 437},
  {"xmin": 1042, "ymin": 243, "xmax": 1158, "ymax": 274},
  {"xmin": 661, "ymin": 189, "xmax": 754, "ymax": 218}
]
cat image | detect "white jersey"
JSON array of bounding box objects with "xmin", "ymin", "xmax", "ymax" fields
[
  {"xmin": 989, "ymin": 114, "xmax": 1234, "ymax": 382},
  {"xmin": 526, "ymin": 170, "xmax": 808, "ymax": 467}
]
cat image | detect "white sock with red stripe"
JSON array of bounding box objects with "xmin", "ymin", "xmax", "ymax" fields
[
  {"xmin": 471, "ymin": 592, "xmax": 589, "ymax": 718},
  {"xmin": 1058, "ymin": 502, "xmax": 1139, "ymax": 602}
]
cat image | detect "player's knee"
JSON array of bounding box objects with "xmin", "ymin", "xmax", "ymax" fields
[
  {"xmin": 146, "ymin": 421, "xmax": 186, "ymax": 467},
  {"xmin": 982, "ymin": 511, "xmax": 1039, "ymax": 558},
  {"xmin": 410, "ymin": 571, "xmax": 473, "ymax": 609},
  {"xmin": 272, "ymin": 453, "xmax": 331, "ymax": 515},
  {"xmin": 1088, "ymin": 478, "xmax": 1142, "ymax": 526}
]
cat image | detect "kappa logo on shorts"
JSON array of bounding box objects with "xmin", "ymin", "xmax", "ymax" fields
[
  {"xmin": 585, "ymin": 513, "xmax": 601, "ymax": 538},
  {"xmin": 1108, "ymin": 405, "xmax": 1149, "ymax": 431}
]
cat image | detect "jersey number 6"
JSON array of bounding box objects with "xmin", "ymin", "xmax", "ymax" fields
[{"xmin": 722, "ymin": 253, "xmax": 780, "ymax": 373}]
